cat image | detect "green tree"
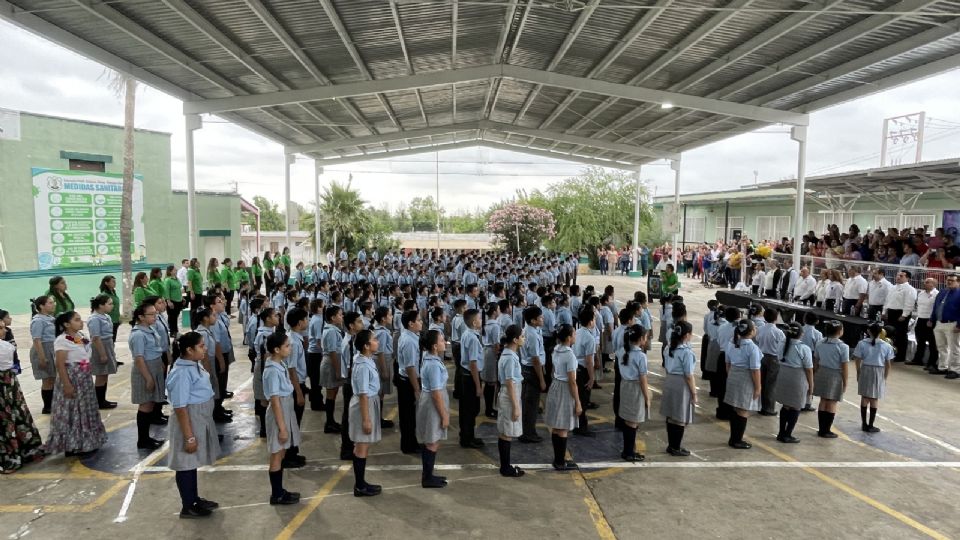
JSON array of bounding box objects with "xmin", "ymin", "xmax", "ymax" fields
[
  {"xmin": 244, "ymin": 195, "xmax": 286, "ymax": 231},
  {"xmin": 317, "ymin": 177, "xmax": 369, "ymax": 254},
  {"xmin": 407, "ymin": 196, "xmax": 443, "ymax": 231}
]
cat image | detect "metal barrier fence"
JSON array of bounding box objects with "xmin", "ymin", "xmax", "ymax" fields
[{"xmin": 767, "ymin": 252, "xmax": 957, "ymax": 293}]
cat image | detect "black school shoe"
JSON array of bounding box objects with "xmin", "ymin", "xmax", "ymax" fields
[
  {"xmin": 500, "ymin": 466, "xmax": 525, "ymax": 477},
  {"xmin": 776, "ymin": 435, "xmax": 801, "ymax": 444},
  {"xmin": 282, "ymin": 458, "xmax": 304, "ymax": 469},
  {"xmin": 552, "ymin": 461, "xmax": 579, "ymax": 471},
  {"xmin": 518, "ymin": 434, "xmax": 543, "ymax": 444},
  {"xmin": 380, "ymin": 419, "xmax": 395, "ymax": 429},
  {"xmin": 946, "ymin": 372, "xmax": 960, "ymax": 380},
  {"xmin": 667, "ymin": 447, "xmax": 691, "ymax": 457},
  {"xmin": 729, "ymin": 441, "xmax": 752, "ymax": 449},
  {"xmin": 323, "ymin": 422, "xmax": 342, "ymax": 434},
  {"xmin": 621, "ymin": 452, "xmax": 645, "ymax": 462},
  {"xmin": 180, "ymin": 503, "xmax": 213, "ymax": 519},
  {"xmin": 270, "ymin": 490, "xmax": 301, "ymax": 505},
  {"xmin": 354, "ymin": 484, "xmax": 382, "ymax": 497},
  {"xmin": 150, "ymin": 414, "xmax": 169, "ymax": 426},
  {"xmin": 137, "ymin": 438, "xmax": 164, "ymax": 450},
  {"xmin": 196, "ymin": 498, "xmax": 219, "ymax": 510},
  {"xmin": 422, "ymin": 476, "xmax": 447, "ymax": 488}
]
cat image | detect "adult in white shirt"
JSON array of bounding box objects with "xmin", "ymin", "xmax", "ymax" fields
[
  {"xmin": 911, "ymin": 278, "xmax": 939, "ymax": 367},
  {"xmin": 793, "ymin": 267, "xmax": 817, "ymax": 305},
  {"xmin": 883, "ymin": 270, "xmax": 917, "ymax": 363},
  {"xmin": 865, "ymin": 269, "xmax": 893, "ymax": 320},
  {"xmin": 841, "ymin": 266, "xmax": 868, "ymax": 316},
  {"xmin": 177, "ymin": 259, "xmax": 190, "ymax": 289}
]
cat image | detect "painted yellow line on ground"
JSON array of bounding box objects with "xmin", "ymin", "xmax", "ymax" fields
[
  {"xmin": 273, "ymin": 465, "xmax": 350, "ymax": 540},
  {"xmin": 754, "ymin": 439, "xmax": 949, "ymax": 540},
  {"xmin": 571, "ymin": 471, "xmax": 617, "ymax": 540},
  {"xmin": 0, "ymin": 479, "xmax": 128, "ymax": 513}
]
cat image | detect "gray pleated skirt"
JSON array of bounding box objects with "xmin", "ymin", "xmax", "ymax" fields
[
  {"xmin": 30, "ymin": 342, "xmax": 56, "ymax": 380},
  {"xmin": 858, "ymin": 365, "xmax": 886, "ymax": 400},
  {"xmin": 774, "ymin": 365, "xmax": 809, "ymax": 410},
  {"xmin": 660, "ymin": 373, "xmax": 695, "ymax": 424},
  {"xmin": 813, "ymin": 367, "xmax": 845, "ymax": 401},
  {"xmin": 481, "ymin": 347, "xmax": 498, "ymax": 383},
  {"xmin": 266, "ymin": 393, "xmax": 301, "ymax": 453},
  {"xmin": 544, "ymin": 378, "xmax": 578, "ymax": 431},
  {"xmin": 724, "ymin": 366, "xmax": 760, "ymax": 412},
  {"xmin": 167, "ymin": 399, "xmax": 220, "ymax": 471},
  {"xmin": 704, "ymin": 340, "xmax": 722, "ymax": 372},
  {"xmin": 131, "ymin": 359, "xmax": 166, "ymax": 404},
  {"xmin": 90, "ymin": 338, "xmax": 117, "ymax": 376},
  {"xmin": 349, "ymin": 393, "xmax": 382, "ymax": 443},
  {"xmin": 253, "ymin": 358, "xmax": 264, "ymax": 401},
  {"xmin": 619, "ymin": 379, "xmax": 649, "ymax": 423},
  {"xmin": 319, "ymin": 354, "xmax": 341, "ymax": 390},
  {"xmin": 497, "ymin": 383, "xmax": 523, "ymax": 438},
  {"xmin": 416, "ymin": 389, "xmax": 449, "ymax": 444}
]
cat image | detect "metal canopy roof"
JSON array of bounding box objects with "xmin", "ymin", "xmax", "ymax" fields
[
  {"xmin": 762, "ymin": 158, "xmax": 960, "ymax": 193},
  {"xmin": 5, "ymin": 0, "xmax": 960, "ymax": 170}
]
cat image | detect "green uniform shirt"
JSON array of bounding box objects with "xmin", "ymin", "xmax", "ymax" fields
[
  {"xmin": 263, "ymin": 258, "xmax": 274, "ymax": 273},
  {"xmin": 133, "ymin": 286, "xmax": 150, "ymax": 307},
  {"xmin": 163, "ymin": 277, "xmax": 183, "ymax": 302},
  {"xmin": 47, "ymin": 292, "xmax": 74, "ymax": 317},
  {"xmin": 235, "ymin": 268, "xmax": 250, "ymax": 284},
  {"xmin": 148, "ymin": 278, "xmax": 165, "ymax": 298},
  {"xmin": 104, "ymin": 290, "xmax": 120, "ymax": 323},
  {"xmin": 253, "ymin": 264, "xmax": 263, "ymax": 278},
  {"xmin": 187, "ymin": 268, "xmax": 203, "ymax": 295},
  {"xmin": 662, "ymin": 272, "xmax": 680, "ymax": 295},
  {"xmin": 222, "ymin": 267, "xmax": 238, "ymax": 290},
  {"xmin": 280, "ymin": 254, "xmax": 291, "ymax": 269},
  {"xmin": 207, "ymin": 269, "xmax": 222, "ymax": 286}
]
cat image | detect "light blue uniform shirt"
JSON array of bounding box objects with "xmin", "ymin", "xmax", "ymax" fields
[
  {"xmin": 782, "ymin": 341, "xmax": 814, "ymax": 369},
  {"xmin": 620, "ymin": 347, "xmax": 649, "ymax": 381},
  {"xmin": 815, "ymin": 338, "xmax": 850, "ymax": 370},
  {"xmin": 460, "ymin": 329, "xmax": 483, "ymax": 371},
  {"xmin": 801, "ymin": 325, "xmax": 823, "ymax": 356},
  {"xmin": 351, "ymin": 355, "xmax": 380, "ymax": 396},
  {"xmin": 340, "ymin": 334, "xmax": 357, "ymax": 380},
  {"xmin": 552, "ymin": 345, "xmax": 577, "ymax": 381},
  {"xmin": 129, "ymin": 325, "xmax": 163, "ymax": 362},
  {"xmin": 853, "ymin": 339, "xmax": 895, "ymax": 367},
  {"xmin": 253, "ymin": 326, "xmax": 275, "ymax": 360},
  {"xmin": 756, "ymin": 323, "xmax": 785, "ymax": 357},
  {"xmin": 321, "ymin": 325, "xmax": 343, "ymax": 354},
  {"xmin": 420, "ymin": 354, "xmax": 448, "ymax": 392},
  {"xmin": 374, "ymin": 324, "xmax": 394, "ymax": 360},
  {"xmin": 542, "ymin": 308, "xmax": 556, "ymax": 337},
  {"xmin": 214, "ymin": 314, "xmax": 233, "ymax": 353},
  {"xmin": 286, "ymin": 330, "xmax": 307, "ymax": 381},
  {"xmin": 665, "ymin": 344, "xmax": 697, "ymax": 376},
  {"xmin": 724, "ymin": 339, "xmax": 762, "ymax": 369},
  {"xmin": 88, "ymin": 313, "xmax": 113, "ymax": 340},
  {"xmin": 556, "ymin": 307, "xmax": 573, "ymax": 328},
  {"xmin": 153, "ymin": 317, "xmax": 170, "ymax": 353},
  {"xmin": 612, "ymin": 324, "xmax": 629, "ymax": 363},
  {"xmin": 307, "ymin": 314, "xmax": 325, "ymax": 354},
  {"xmin": 263, "ymin": 359, "xmax": 294, "ymax": 398},
  {"xmin": 484, "ymin": 321, "xmax": 501, "ymax": 349},
  {"xmin": 638, "ymin": 308, "xmax": 653, "ymax": 332},
  {"xmin": 498, "ymin": 348, "xmax": 522, "ymax": 385},
  {"xmin": 497, "ymin": 314, "xmax": 513, "ymax": 333},
  {"xmin": 195, "ymin": 326, "xmax": 218, "ymax": 364},
  {"xmin": 167, "ymin": 359, "xmax": 215, "ymax": 408},
  {"xmin": 520, "ymin": 326, "xmax": 544, "ymax": 367},
  {"xmin": 30, "ymin": 314, "xmax": 55, "ymax": 343},
  {"xmin": 397, "ymin": 329, "xmax": 421, "ymax": 379},
  {"xmin": 573, "ymin": 327, "xmax": 596, "ymax": 368},
  {"xmin": 716, "ymin": 321, "xmax": 735, "ymax": 348}
]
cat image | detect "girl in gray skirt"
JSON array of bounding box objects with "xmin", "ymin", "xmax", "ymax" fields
[
  {"xmin": 416, "ymin": 329, "xmax": 449, "ymax": 488},
  {"xmin": 619, "ymin": 325, "xmax": 650, "ymax": 462},
  {"xmin": 349, "ymin": 330, "xmax": 383, "ymax": 497},
  {"xmin": 773, "ymin": 323, "xmax": 814, "ymax": 444},
  {"xmin": 497, "ymin": 324, "xmax": 525, "ymax": 478},
  {"xmin": 29, "ymin": 296, "xmax": 56, "ymax": 414},
  {"xmin": 723, "ymin": 319, "xmax": 761, "ymax": 449},
  {"xmin": 661, "ymin": 321, "xmax": 697, "ymax": 457},
  {"xmin": 813, "ymin": 320, "xmax": 848, "ymax": 438},
  {"xmin": 545, "ymin": 324, "xmax": 581, "ymax": 471},
  {"xmin": 853, "ymin": 323, "xmax": 894, "ymax": 433},
  {"xmin": 129, "ymin": 303, "xmax": 166, "ymax": 450},
  {"xmin": 166, "ymin": 332, "xmax": 220, "ymax": 519},
  {"xmin": 262, "ymin": 331, "xmax": 301, "ymax": 505},
  {"xmin": 88, "ymin": 295, "xmax": 118, "ymax": 409}
]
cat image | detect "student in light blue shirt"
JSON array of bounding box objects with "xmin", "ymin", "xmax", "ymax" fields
[
  {"xmin": 262, "ymin": 331, "xmax": 300, "ymax": 505},
  {"xmin": 853, "ymin": 323, "xmax": 895, "ymax": 433},
  {"xmin": 283, "ymin": 308, "xmax": 310, "ymax": 467},
  {"xmin": 619, "ymin": 325, "xmax": 650, "ymax": 462},
  {"xmin": 417, "ymin": 329, "xmax": 449, "ymax": 488},
  {"xmin": 306, "ymin": 299, "xmax": 326, "ymax": 411},
  {"xmin": 337, "ymin": 312, "xmax": 365, "ymax": 461},
  {"xmin": 459, "ymin": 309, "xmax": 484, "ymax": 448},
  {"xmin": 813, "ymin": 320, "xmax": 849, "ymax": 438},
  {"xmin": 396, "ymin": 311, "xmax": 423, "ymax": 455},
  {"xmin": 129, "ymin": 302, "xmax": 166, "ymax": 450},
  {"xmin": 573, "ymin": 309, "xmax": 597, "ymax": 435},
  {"xmin": 662, "ymin": 321, "xmax": 697, "ymax": 457},
  {"xmin": 723, "ymin": 319, "xmax": 761, "ymax": 450},
  {"xmin": 774, "ymin": 323, "xmax": 814, "ymax": 444},
  {"xmin": 519, "ymin": 306, "xmax": 546, "ymax": 442},
  {"xmin": 755, "ymin": 308, "xmax": 784, "ymax": 416},
  {"xmin": 373, "ymin": 307, "xmax": 396, "ymax": 430},
  {"xmin": 496, "ymin": 324, "xmax": 525, "ymax": 478},
  {"xmin": 349, "ymin": 329, "xmax": 383, "ymax": 497}
]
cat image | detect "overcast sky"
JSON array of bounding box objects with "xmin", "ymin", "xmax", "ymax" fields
[{"xmin": 2, "ymin": 18, "xmax": 959, "ymax": 214}]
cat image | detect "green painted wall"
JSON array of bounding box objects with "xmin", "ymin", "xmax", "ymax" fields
[{"xmin": 0, "ymin": 112, "xmax": 241, "ymax": 274}]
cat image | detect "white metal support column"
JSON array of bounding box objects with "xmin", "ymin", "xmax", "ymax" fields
[
  {"xmin": 631, "ymin": 167, "xmax": 642, "ymax": 277},
  {"xmin": 791, "ymin": 125, "xmax": 808, "ymax": 271},
  {"xmin": 285, "ymin": 153, "xmax": 294, "ymax": 250},
  {"xmin": 671, "ymin": 158, "xmax": 681, "ymax": 270},
  {"xmin": 314, "ymin": 161, "xmax": 322, "ymax": 264},
  {"xmin": 184, "ymin": 114, "xmax": 201, "ymax": 259}
]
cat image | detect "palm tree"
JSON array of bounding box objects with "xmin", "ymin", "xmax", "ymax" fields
[
  {"xmin": 107, "ymin": 72, "xmax": 137, "ymax": 318},
  {"xmin": 317, "ymin": 176, "xmax": 370, "ymax": 254}
]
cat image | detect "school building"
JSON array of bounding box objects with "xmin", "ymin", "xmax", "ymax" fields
[
  {"xmin": 0, "ymin": 110, "xmax": 248, "ymax": 312},
  {"xmin": 652, "ymin": 159, "xmax": 960, "ymax": 246}
]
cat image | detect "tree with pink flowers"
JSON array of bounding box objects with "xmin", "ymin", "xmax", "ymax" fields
[{"xmin": 486, "ymin": 202, "xmax": 556, "ymax": 253}]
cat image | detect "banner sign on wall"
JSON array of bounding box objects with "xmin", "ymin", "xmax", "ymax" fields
[
  {"xmin": 32, "ymin": 168, "xmax": 146, "ymax": 269},
  {"xmin": 942, "ymin": 210, "xmax": 960, "ymax": 246}
]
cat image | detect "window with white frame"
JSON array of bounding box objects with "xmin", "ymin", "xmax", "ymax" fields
[
  {"xmin": 756, "ymin": 216, "xmax": 791, "ymax": 243},
  {"xmin": 684, "ymin": 216, "xmax": 706, "ymax": 243},
  {"xmin": 874, "ymin": 215, "xmax": 899, "ymax": 231},
  {"xmin": 715, "ymin": 216, "xmax": 744, "ymax": 243},
  {"xmin": 806, "ymin": 212, "xmax": 853, "ymax": 237},
  {"xmin": 874, "ymin": 214, "xmax": 936, "ymax": 232}
]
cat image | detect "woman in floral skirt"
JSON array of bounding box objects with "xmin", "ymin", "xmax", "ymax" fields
[
  {"xmin": 43, "ymin": 311, "xmax": 108, "ymax": 457},
  {"xmin": 0, "ymin": 316, "xmax": 44, "ymax": 473}
]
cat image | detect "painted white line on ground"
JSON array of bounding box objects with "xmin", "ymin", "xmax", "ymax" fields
[
  {"xmin": 842, "ymin": 399, "xmax": 960, "ymax": 456},
  {"xmin": 114, "ymin": 440, "xmax": 169, "ymax": 523},
  {"xmin": 138, "ymin": 460, "xmax": 960, "ymax": 474}
]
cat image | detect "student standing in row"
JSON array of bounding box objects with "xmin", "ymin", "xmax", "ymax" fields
[
  {"xmin": 164, "ymin": 265, "xmax": 185, "ymax": 337},
  {"xmin": 29, "ymin": 296, "xmax": 57, "ymax": 414},
  {"xmin": 619, "ymin": 325, "xmax": 650, "ymax": 462},
  {"xmin": 774, "ymin": 323, "xmax": 814, "ymax": 443},
  {"xmin": 318, "ymin": 307, "xmax": 344, "ymax": 433},
  {"xmin": 396, "ymin": 311, "xmax": 422, "ymax": 455},
  {"xmin": 262, "ymin": 331, "xmax": 301, "ymax": 505},
  {"xmin": 306, "ymin": 299, "xmax": 326, "ymax": 413},
  {"xmin": 338, "ymin": 313, "xmax": 365, "ymax": 461},
  {"xmin": 416, "ymin": 329, "xmax": 449, "ymax": 488},
  {"xmin": 519, "ymin": 306, "xmax": 546, "ymax": 443},
  {"xmin": 283, "ymin": 308, "xmax": 310, "ymax": 468},
  {"xmin": 46, "ymin": 276, "xmax": 75, "ymax": 316},
  {"xmin": 459, "ymin": 309, "xmax": 484, "ymax": 449},
  {"xmin": 253, "ymin": 308, "xmax": 279, "ymax": 438},
  {"xmin": 723, "ymin": 319, "xmax": 761, "ymax": 449},
  {"xmin": 482, "ymin": 303, "xmax": 501, "ymax": 419},
  {"xmin": 0, "ymin": 315, "xmax": 44, "ymax": 473},
  {"xmin": 544, "ymin": 324, "xmax": 580, "ymax": 471},
  {"xmin": 43, "ymin": 311, "xmax": 108, "ymax": 457},
  {"xmin": 98, "ymin": 276, "xmax": 122, "ymax": 343},
  {"xmin": 373, "ymin": 307, "xmax": 395, "ymax": 429},
  {"xmin": 350, "ymin": 330, "xmax": 383, "ymax": 497},
  {"xmin": 186, "ymin": 259, "xmax": 204, "ymax": 330},
  {"xmin": 572, "ymin": 309, "xmax": 597, "ymax": 437},
  {"xmin": 813, "ymin": 320, "xmax": 848, "ymax": 438},
  {"xmin": 854, "ymin": 323, "xmax": 894, "ymax": 433},
  {"xmin": 129, "ymin": 303, "xmax": 166, "ymax": 450},
  {"xmin": 497, "ymin": 324, "xmax": 525, "ymax": 478},
  {"xmin": 661, "ymin": 321, "xmax": 696, "ymax": 457},
  {"xmin": 755, "ymin": 308, "xmax": 784, "ymax": 417},
  {"xmin": 166, "ymin": 332, "xmax": 220, "ymax": 518},
  {"xmin": 88, "ymin": 295, "xmax": 118, "ymax": 409}
]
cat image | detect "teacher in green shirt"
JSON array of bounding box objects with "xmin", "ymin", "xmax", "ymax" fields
[
  {"xmin": 221, "ymin": 258, "xmax": 238, "ymax": 315},
  {"xmin": 662, "ymin": 264, "xmax": 680, "ymax": 297},
  {"xmin": 186, "ymin": 258, "xmax": 203, "ymax": 329}
]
